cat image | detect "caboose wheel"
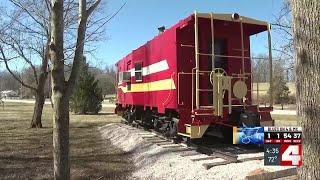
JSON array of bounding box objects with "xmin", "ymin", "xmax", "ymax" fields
[
  {"xmin": 239, "ymin": 111, "xmax": 260, "ymax": 127},
  {"xmin": 169, "ymin": 118, "xmax": 179, "ymax": 137},
  {"xmin": 123, "ymin": 109, "xmax": 133, "ymax": 124}
]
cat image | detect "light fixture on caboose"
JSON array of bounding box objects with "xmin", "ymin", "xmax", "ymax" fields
[{"xmin": 232, "ymin": 13, "xmax": 240, "ymax": 20}]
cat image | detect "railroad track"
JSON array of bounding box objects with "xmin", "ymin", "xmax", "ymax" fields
[{"xmin": 117, "ymin": 121, "xmax": 264, "ymax": 170}]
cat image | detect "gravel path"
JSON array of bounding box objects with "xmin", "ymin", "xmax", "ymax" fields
[{"xmin": 99, "ymin": 123, "xmax": 291, "ymax": 180}]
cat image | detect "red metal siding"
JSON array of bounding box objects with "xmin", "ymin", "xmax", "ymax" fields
[
  {"xmin": 116, "ymin": 13, "xmax": 271, "ymax": 129},
  {"xmin": 116, "ymin": 24, "xmax": 179, "ymax": 113}
]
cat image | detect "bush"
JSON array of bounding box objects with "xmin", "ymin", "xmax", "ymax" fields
[
  {"xmin": 70, "ymin": 60, "xmax": 103, "ymax": 114},
  {"xmin": 288, "ymin": 95, "xmax": 296, "ymax": 104},
  {"xmin": 269, "ymin": 75, "xmax": 290, "ymax": 109}
]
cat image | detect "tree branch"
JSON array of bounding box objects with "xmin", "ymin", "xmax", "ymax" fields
[
  {"xmin": 65, "ymin": 0, "xmax": 88, "ymax": 97},
  {"xmin": 9, "ymin": 0, "xmax": 50, "ymax": 36},
  {"xmin": 60, "ymin": 1, "xmax": 126, "ymax": 63},
  {"xmin": 6, "ymin": 36, "xmax": 39, "ymax": 85},
  {"xmin": 87, "ymin": 0, "xmax": 101, "ymax": 16},
  {"xmin": 0, "ymin": 45, "xmax": 37, "ymax": 91}
]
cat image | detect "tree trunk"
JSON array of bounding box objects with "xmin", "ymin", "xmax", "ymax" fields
[
  {"xmin": 50, "ymin": 0, "xmax": 100, "ymax": 179},
  {"xmin": 51, "ymin": 0, "xmax": 69, "ymax": 179},
  {"xmin": 291, "ymin": 1, "xmax": 320, "ymax": 179},
  {"xmin": 31, "ymin": 68, "xmax": 48, "ymax": 128},
  {"xmin": 31, "ymin": 93, "xmax": 44, "ymax": 128},
  {"xmin": 53, "ymin": 96, "xmax": 70, "ymax": 180}
]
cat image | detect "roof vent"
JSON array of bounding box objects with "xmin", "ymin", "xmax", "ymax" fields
[{"xmin": 158, "ymin": 26, "xmax": 165, "ymax": 34}]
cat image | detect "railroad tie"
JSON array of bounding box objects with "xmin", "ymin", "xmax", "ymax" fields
[
  {"xmin": 145, "ymin": 139, "xmax": 169, "ymax": 143},
  {"xmin": 156, "ymin": 142, "xmax": 175, "ymax": 146},
  {"xmin": 203, "ymin": 159, "xmax": 237, "ymax": 170},
  {"xmin": 169, "ymin": 148, "xmax": 194, "ymax": 153},
  {"xmin": 191, "ymin": 155, "xmax": 218, "ymax": 162},
  {"xmin": 237, "ymin": 156, "xmax": 264, "ymax": 162},
  {"xmin": 160, "ymin": 144, "xmax": 184, "ymax": 148},
  {"xmin": 180, "ymin": 151, "xmax": 201, "ymax": 157}
]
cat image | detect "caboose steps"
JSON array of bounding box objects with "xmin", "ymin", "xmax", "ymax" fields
[
  {"xmin": 179, "ymin": 124, "xmax": 209, "ymax": 139},
  {"xmin": 177, "ymin": 132, "xmax": 191, "ymax": 137}
]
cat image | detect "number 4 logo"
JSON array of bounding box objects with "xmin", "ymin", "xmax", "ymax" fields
[{"xmin": 280, "ymin": 144, "xmax": 302, "ymax": 166}]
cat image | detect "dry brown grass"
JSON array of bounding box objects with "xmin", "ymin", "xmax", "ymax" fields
[
  {"xmin": 252, "ymin": 82, "xmax": 296, "ymax": 95},
  {"xmin": 0, "ymin": 103, "xmax": 134, "ymax": 180},
  {"xmin": 272, "ymin": 114, "xmax": 298, "ymax": 126}
]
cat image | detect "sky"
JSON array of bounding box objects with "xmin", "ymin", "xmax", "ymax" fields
[
  {"xmin": 94, "ymin": 0, "xmax": 284, "ymax": 68},
  {"xmin": 0, "ymin": 0, "xmax": 285, "ymax": 70}
]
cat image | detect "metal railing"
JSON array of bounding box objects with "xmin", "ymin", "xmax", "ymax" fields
[{"xmin": 192, "ymin": 11, "xmax": 273, "ymax": 111}]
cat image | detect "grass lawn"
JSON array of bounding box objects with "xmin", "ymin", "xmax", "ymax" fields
[
  {"xmin": 272, "ymin": 114, "xmax": 298, "ymax": 126},
  {"xmin": 0, "ymin": 103, "xmax": 134, "ymax": 180},
  {"xmin": 252, "ymin": 82, "xmax": 296, "ymax": 95}
]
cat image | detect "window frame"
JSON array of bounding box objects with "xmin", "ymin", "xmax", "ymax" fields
[{"xmin": 134, "ymin": 61, "xmax": 143, "ymax": 82}]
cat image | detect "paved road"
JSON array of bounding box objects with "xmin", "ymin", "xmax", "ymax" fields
[
  {"xmin": 271, "ymin": 110, "xmax": 296, "ymax": 115},
  {"xmin": 3, "ymin": 99, "xmax": 52, "ymax": 104},
  {"xmin": 2, "ymin": 99, "xmax": 116, "ymax": 108}
]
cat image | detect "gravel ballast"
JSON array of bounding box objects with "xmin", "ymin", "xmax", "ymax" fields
[{"xmin": 99, "ymin": 123, "xmax": 292, "ymax": 180}]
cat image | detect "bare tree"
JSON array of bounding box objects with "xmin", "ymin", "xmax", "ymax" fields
[
  {"xmin": 252, "ymin": 54, "xmax": 269, "ymax": 83},
  {"xmin": 0, "ymin": 0, "xmax": 106, "ymax": 128},
  {"xmin": 50, "ymin": 0, "xmax": 101, "ymax": 179},
  {"xmin": 0, "ymin": 70, "xmax": 21, "ymax": 92},
  {"xmin": 291, "ymin": 0, "xmax": 320, "ymax": 179},
  {"xmin": 272, "ymin": 0, "xmax": 295, "ymax": 81}
]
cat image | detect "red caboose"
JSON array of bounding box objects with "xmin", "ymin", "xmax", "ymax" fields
[{"xmin": 115, "ymin": 12, "xmax": 274, "ymax": 140}]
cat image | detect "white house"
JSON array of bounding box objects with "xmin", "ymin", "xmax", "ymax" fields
[{"xmin": 0, "ymin": 90, "xmax": 19, "ymax": 98}]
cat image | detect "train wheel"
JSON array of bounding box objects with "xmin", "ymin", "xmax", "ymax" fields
[
  {"xmin": 153, "ymin": 118, "xmax": 161, "ymax": 131},
  {"xmin": 168, "ymin": 118, "xmax": 177, "ymax": 136},
  {"xmin": 240, "ymin": 112, "xmax": 260, "ymax": 127},
  {"xmin": 125, "ymin": 110, "xmax": 133, "ymax": 124},
  {"xmin": 169, "ymin": 118, "xmax": 180, "ymax": 141}
]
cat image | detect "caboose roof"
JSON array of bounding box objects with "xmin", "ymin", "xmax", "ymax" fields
[
  {"xmin": 116, "ymin": 12, "xmax": 269, "ymax": 64},
  {"xmin": 194, "ymin": 12, "xmax": 269, "ymax": 35},
  {"xmin": 196, "ymin": 12, "xmax": 269, "ymax": 26}
]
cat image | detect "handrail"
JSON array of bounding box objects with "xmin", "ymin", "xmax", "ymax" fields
[
  {"xmin": 268, "ymin": 23, "xmax": 273, "ymax": 107},
  {"xmin": 178, "ymin": 70, "xmax": 247, "ymax": 113},
  {"xmin": 188, "ymin": 11, "xmax": 274, "ymax": 112},
  {"xmin": 162, "ymin": 72, "xmax": 175, "ymax": 107},
  {"xmin": 194, "ymin": 11, "xmax": 200, "ymax": 109}
]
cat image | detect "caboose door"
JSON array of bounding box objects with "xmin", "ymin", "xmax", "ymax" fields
[{"xmin": 208, "ymin": 39, "xmax": 227, "ymax": 105}]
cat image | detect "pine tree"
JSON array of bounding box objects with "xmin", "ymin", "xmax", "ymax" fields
[
  {"xmin": 270, "ymin": 75, "xmax": 290, "ymax": 110},
  {"xmin": 70, "ymin": 60, "xmax": 103, "ymax": 114}
]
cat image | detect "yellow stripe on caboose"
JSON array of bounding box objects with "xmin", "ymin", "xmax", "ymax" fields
[{"xmin": 118, "ymin": 78, "xmax": 176, "ymax": 93}]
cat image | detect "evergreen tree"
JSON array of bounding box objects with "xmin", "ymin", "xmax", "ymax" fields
[
  {"xmin": 269, "ymin": 75, "xmax": 290, "ymax": 110},
  {"xmin": 70, "ymin": 60, "xmax": 103, "ymax": 114}
]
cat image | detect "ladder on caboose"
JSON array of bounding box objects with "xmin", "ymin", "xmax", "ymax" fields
[{"xmin": 192, "ymin": 12, "xmax": 274, "ymax": 116}]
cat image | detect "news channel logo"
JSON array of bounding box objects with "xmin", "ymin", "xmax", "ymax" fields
[{"xmin": 233, "ymin": 127, "xmax": 264, "ymax": 145}]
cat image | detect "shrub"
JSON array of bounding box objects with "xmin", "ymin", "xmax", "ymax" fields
[
  {"xmin": 70, "ymin": 60, "xmax": 103, "ymax": 114},
  {"xmin": 269, "ymin": 75, "xmax": 290, "ymax": 109},
  {"xmin": 288, "ymin": 94, "xmax": 296, "ymax": 104}
]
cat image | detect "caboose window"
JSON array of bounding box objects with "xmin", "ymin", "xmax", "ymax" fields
[{"xmin": 135, "ymin": 62, "xmax": 142, "ymax": 82}]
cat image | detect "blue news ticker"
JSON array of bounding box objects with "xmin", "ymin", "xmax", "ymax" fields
[{"xmin": 233, "ymin": 127, "xmax": 264, "ymax": 145}]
